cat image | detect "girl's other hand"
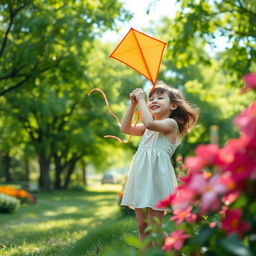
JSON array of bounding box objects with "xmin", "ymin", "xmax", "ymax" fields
[{"xmin": 130, "ymin": 92, "xmax": 138, "ymax": 105}]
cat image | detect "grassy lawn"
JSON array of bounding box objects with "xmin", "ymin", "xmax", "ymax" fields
[{"xmin": 0, "ymin": 184, "xmax": 138, "ymax": 256}]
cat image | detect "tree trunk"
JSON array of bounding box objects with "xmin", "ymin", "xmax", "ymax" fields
[
  {"xmin": 82, "ymin": 162, "xmax": 87, "ymax": 186},
  {"xmin": 3, "ymin": 153, "xmax": 12, "ymax": 182},
  {"xmin": 24, "ymin": 156, "xmax": 30, "ymax": 182},
  {"xmin": 53, "ymin": 155, "xmax": 63, "ymax": 189},
  {"xmin": 63, "ymin": 160, "xmax": 76, "ymax": 189},
  {"xmin": 38, "ymin": 153, "xmax": 51, "ymax": 191},
  {"xmin": 54, "ymin": 166, "xmax": 63, "ymax": 189}
]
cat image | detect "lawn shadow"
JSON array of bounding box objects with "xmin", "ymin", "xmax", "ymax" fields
[
  {"xmin": 0, "ymin": 187, "xmax": 124, "ymax": 255},
  {"xmin": 61, "ymin": 213, "xmax": 137, "ymax": 256}
]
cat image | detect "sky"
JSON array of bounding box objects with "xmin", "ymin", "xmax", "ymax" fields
[
  {"xmin": 102, "ymin": 0, "xmax": 177, "ymax": 42},
  {"xmin": 120, "ymin": 0, "xmax": 176, "ymax": 30},
  {"xmin": 102, "ymin": 0, "xmax": 227, "ymax": 52}
]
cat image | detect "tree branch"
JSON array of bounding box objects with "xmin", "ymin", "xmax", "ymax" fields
[
  {"xmin": 0, "ymin": 75, "xmax": 32, "ymax": 96},
  {"xmin": 225, "ymin": 0, "xmax": 256, "ymax": 17},
  {"xmin": 0, "ymin": 59, "xmax": 61, "ymax": 96},
  {"xmin": 0, "ymin": 2, "xmax": 28, "ymax": 58}
]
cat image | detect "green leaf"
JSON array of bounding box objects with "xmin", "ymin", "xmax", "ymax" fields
[
  {"xmin": 123, "ymin": 235, "xmax": 145, "ymax": 250},
  {"xmin": 232, "ymin": 194, "xmax": 248, "ymax": 209},
  {"xmin": 221, "ymin": 233, "xmax": 253, "ymax": 256},
  {"xmin": 194, "ymin": 224, "xmax": 218, "ymax": 245},
  {"xmin": 249, "ymin": 234, "xmax": 256, "ymax": 254}
]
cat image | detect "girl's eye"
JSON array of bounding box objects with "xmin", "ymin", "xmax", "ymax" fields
[{"xmin": 158, "ymin": 97, "xmax": 163, "ymax": 99}]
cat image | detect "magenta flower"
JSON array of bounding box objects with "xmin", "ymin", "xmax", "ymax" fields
[
  {"xmin": 155, "ymin": 192, "xmax": 176, "ymax": 209},
  {"xmin": 185, "ymin": 144, "xmax": 220, "ymax": 172},
  {"xmin": 162, "ymin": 229, "xmax": 190, "ymax": 252},
  {"xmin": 188, "ymin": 173, "xmax": 227, "ymax": 211},
  {"xmin": 219, "ymin": 173, "xmax": 236, "ymax": 192},
  {"xmin": 171, "ymin": 187, "xmax": 196, "ymax": 210},
  {"xmin": 216, "ymin": 135, "xmax": 249, "ymax": 167},
  {"xmin": 170, "ymin": 206, "xmax": 197, "ymax": 225},
  {"xmin": 222, "ymin": 191, "xmax": 239, "ymax": 206},
  {"xmin": 184, "ymin": 156, "xmax": 205, "ymax": 172},
  {"xmin": 223, "ymin": 152, "xmax": 256, "ymax": 184},
  {"xmin": 241, "ymin": 72, "xmax": 256, "ymax": 93},
  {"xmin": 176, "ymin": 156, "xmax": 183, "ymax": 162},
  {"xmin": 195, "ymin": 144, "xmax": 220, "ymax": 166},
  {"xmin": 234, "ymin": 102, "xmax": 256, "ymax": 138},
  {"xmin": 221, "ymin": 209, "xmax": 250, "ymax": 237},
  {"xmin": 219, "ymin": 205, "xmax": 229, "ymax": 215},
  {"xmin": 209, "ymin": 222, "xmax": 217, "ymax": 228}
]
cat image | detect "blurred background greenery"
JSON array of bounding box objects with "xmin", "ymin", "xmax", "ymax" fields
[{"xmin": 0, "ymin": 0, "xmax": 255, "ymax": 191}]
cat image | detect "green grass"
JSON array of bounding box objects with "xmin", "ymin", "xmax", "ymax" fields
[{"xmin": 0, "ymin": 184, "xmax": 138, "ymax": 256}]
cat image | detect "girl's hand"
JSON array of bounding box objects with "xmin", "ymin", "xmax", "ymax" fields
[
  {"xmin": 130, "ymin": 92, "xmax": 138, "ymax": 105},
  {"xmin": 133, "ymin": 88, "xmax": 145, "ymax": 102}
]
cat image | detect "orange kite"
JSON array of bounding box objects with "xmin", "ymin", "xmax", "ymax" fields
[
  {"xmin": 89, "ymin": 28, "xmax": 167, "ymax": 143},
  {"xmin": 110, "ymin": 27, "xmax": 167, "ymax": 85}
]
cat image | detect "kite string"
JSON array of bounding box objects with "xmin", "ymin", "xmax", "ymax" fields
[
  {"xmin": 88, "ymin": 88, "xmax": 121, "ymax": 126},
  {"xmin": 88, "ymin": 88, "xmax": 141, "ymax": 143}
]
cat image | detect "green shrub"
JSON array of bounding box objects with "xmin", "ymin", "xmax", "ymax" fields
[{"xmin": 0, "ymin": 193, "xmax": 20, "ymax": 213}]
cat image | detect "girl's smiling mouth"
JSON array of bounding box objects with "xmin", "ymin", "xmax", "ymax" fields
[{"xmin": 151, "ymin": 105, "xmax": 159, "ymax": 110}]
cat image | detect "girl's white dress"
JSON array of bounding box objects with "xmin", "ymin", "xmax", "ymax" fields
[{"xmin": 121, "ymin": 129, "xmax": 179, "ymax": 211}]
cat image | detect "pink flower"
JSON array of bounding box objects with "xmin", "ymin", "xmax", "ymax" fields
[
  {"xmin": 170, "ymin": 172, "xmax": 228, "ymax": 212},
  {"xmin": 170, "ymin": 206, "xmax": 197, "ymax": 225},
  {"xmin": 209, "ymin": 222, "xmax": 217, "ymax": 228},
  {"xmin": 157, "ymin": 180, "xmax": 196, "ymax": 211},
  {"xmin": 184, "ymin": 156, "xmax": 205, "ymax": 172},
  {"xmin": 241, "ymin": 72, "xmax": 256, "ymax": 94},
  {"xmin": 216, "ymin": 135, "xmax": 249, "ymax": 167},
  {"xmin": 171, "ymin": 187, "xmax": 196, "ymax": 210},
  {"xmin": 155, "ymin": 193, "xmax": 176, "ymax": 209},
  {"xmin": 222, "ymin": 191, "xmax": 239, "ymax": 206},
  {"xmin": 195, "ymin": 144, "xmax": 220, "ymax": 166},
  {"xmin": 234, "ymin": 102, "xmax": 256, "ymax": 138},
  {"xmin": 223, "ymin": 152, "xmax": 256, "ymax": 184},
  {"xmin": 221, "ymin": 209, "xmax": 250, "ymax": 237},
  {"xmin": 219, "ymin": 205, "xmax": 228, "ymax": 215},
  {"xmin": 176, "ymin": 156, "xmax": 183, "ymax": 162},
  {"xmin": 185, "ymin": 144, "xmax": 220, "ymax": 172},
  {"xmin": 162, "ymin": 229, "xmax": 190, "ymax": 252},
  {"xmin": 189, "ymin": 174, "xmax": 227, "ymax": 211},
  {"xmin": 219, "ymin": 173, "xmax": 236, "ymax": 192}
]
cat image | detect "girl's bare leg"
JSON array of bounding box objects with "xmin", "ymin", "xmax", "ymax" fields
[
  {"xmin": 134, "ymin": 208, "xmax": 149, "ymax": 240},
  {"xmin": 147, "ymin": 208, "xmax": 164, "ymax": 228},
  {"xmin": 148, "ymin": 208, "xmax": 165, "ymax": 247}
]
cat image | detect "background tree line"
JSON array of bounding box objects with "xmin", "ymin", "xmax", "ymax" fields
[{"xmin": 0, "ymin": 0, "xmax": 255, "ymax": 190}]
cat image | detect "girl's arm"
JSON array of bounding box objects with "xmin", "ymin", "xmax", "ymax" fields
[{"xmin": 120, "ymin": 92, "xmax": 145, "ymax": 136}]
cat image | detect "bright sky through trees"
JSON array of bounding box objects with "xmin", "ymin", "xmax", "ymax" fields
[
  {"xmin": 103, "ymin": 0, "xmax": 227, "ymax": 52},
  {"xmin": 103, "ymin": 0, "xmax": 176, "ymax": 42}
]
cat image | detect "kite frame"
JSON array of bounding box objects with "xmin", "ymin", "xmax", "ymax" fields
[{"xmin": 109, "ymin": 27, "xmax": 167, "ymax": 85}]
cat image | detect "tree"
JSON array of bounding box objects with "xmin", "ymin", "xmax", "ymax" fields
[
  {"xmin": 169, "ymin": 0, "xmax": 256, "ymax": 80},
  {"xmin": 0, "ymin": 0, "xmax": 130, "ymax": 190},
  {"xmin": 0, "ymin": 0, "xmax": 130, "ymax": 95}
]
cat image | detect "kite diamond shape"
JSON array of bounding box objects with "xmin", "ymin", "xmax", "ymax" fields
[{"xmin": 109, "ymin": 28, "xmax": 167, "ymax": 85}]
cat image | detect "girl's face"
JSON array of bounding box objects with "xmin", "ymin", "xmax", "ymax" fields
[{"xmin": 148, "ymin": 91, "xmax": 174, "ymax": 119}]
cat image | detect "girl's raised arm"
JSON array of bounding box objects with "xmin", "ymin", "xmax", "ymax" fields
[{"xmin": 120, "ymin": 92, "xmax": 145, "ymax": 136}]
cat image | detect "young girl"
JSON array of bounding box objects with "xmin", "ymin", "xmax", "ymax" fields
[{"xmin": 120, "ymin": 82, "xmax": 199, "ymax": 243}]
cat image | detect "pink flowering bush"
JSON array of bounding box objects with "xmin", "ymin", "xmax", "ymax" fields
[{"xmin": 156, "ymin": 73, "xmax": 256, "ymax": 255}]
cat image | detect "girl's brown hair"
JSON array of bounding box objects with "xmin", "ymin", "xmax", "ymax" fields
[{"xmin": 149, "ymin": 83, "xmax": 199, "ymax": 135}]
